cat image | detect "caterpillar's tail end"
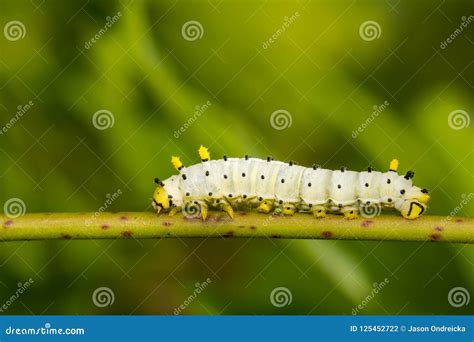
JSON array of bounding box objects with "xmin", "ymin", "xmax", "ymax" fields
[
  {"xmin": 198, "ymin": 145, "xmax": 210, "ymax": 161},
  {"xmin": 400, "ymin": 200, "xmax": 426, "ymax": 219},
  {"xmin": 153, "ymin": 177, "xmax": 170, "ymax": 213}
]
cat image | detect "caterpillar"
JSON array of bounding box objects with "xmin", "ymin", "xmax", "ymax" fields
[{"xmin": 152, "ymin": 145, "xmax": 430, "ymax": 220}]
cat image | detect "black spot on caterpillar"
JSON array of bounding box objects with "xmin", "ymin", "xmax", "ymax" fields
[{"xmin": 153, "ymin": 146, "xmax": 430, "ymax": 220}]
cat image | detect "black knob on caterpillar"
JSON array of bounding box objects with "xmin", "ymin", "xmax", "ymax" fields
[
  {"xmin": 154, "ymin": 178, "xmax": 164, "ymax": 186},
  {"xmin": 404, "ymin": 170, "xmax": 415, "ymax": 180}
]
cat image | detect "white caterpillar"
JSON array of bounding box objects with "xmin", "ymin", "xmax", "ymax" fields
[{"xmin": 152, "ymin": 146, "xmax": 430, "ymax": 220}]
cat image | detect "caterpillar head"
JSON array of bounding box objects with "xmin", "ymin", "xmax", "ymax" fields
[
  {"xmin": 393, "ymin": 170, "xmax": 430, "ymax": 219},
  {"xmin": 152, "ymin": 176, "xmax": 182, "ymax": 214}
]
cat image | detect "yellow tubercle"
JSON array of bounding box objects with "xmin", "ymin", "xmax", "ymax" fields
[
  {"xmin": 171, "ymin": 156, "xmax": 183, "ymax": 170},
  {"xmin": 417, "ymin": 193, "xmax": 430, "ymax": 204},
  {"xmin": 198, "ymin": 145, "xmax": 210, "ymax": 161},
  {"xmin": 389, "ymin": 159, "xmax": 399, "ymax": 171}
]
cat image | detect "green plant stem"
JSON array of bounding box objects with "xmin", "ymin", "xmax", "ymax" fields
[{"xmin": 0, "ymin": 212, "xmax": 473, "ymax": 243}]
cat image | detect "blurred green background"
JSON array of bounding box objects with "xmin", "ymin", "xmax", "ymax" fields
[{"xmin": 0, "ymin": 0, "xmax": 473, "ymax": 315}]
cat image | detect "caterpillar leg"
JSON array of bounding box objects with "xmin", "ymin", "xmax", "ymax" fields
[
  {"xmin": 342, "ymin": 207, "xmax": 359, "ymax": 220},
  {"xmin": 257, "ymin": 199, "xmax": 274, "ymax": 214},
  {"xmin": 200, "ymin": 202, "xmax": 209, "ymax": 221},
  {"xmin": 282, "ymin": 203, "xmax": 296, "ymax": 216},
  {"xmin": 400, "ymin": 199, "xmax": 426, "ymax": 219},
  {"xmin": 217, "ymin": 200, "xmax": 234, "ymax": 219},
  {"xmin": 168, "ymin": 206, "xmax": 182, "ymax": 216},
  {"xmin": 311, "ymin": 206, "xmax": 326, "ymax": 218}
]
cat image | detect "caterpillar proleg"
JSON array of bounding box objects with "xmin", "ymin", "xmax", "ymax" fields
[{"xmin": 152, "ymin": 146, "xmax": 430, "ymax": 220}]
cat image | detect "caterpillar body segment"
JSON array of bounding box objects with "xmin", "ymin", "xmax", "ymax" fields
[{"xmin": 152, "ymin": 147, "xmax": 430, "ymax": 220}]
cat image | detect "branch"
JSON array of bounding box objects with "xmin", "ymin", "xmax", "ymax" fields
[{"xmin": 0, "ymin": 212, "xmax": 473, "ymax": 243}]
